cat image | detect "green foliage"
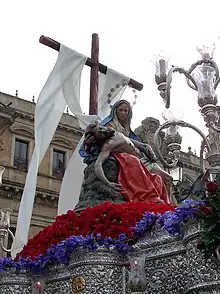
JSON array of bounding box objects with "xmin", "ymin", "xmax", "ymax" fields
[{"xmin": 198, "ymin": 173, "xmax": 220, "ymax": 256}]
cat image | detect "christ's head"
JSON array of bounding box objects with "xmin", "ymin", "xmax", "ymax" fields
[{"xmin": 85, "ymin": 123, "xmax": 115, "ymax": 148}]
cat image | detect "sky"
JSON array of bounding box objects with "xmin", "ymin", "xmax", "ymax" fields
[{"xmin": 1, "ymin": 0, "xmax": 220, "ymax": 154}]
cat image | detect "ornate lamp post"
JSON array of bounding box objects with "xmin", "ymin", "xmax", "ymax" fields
[{"xmin": 153, "ymin": 44, "xmax": 220, "ymax": 183}]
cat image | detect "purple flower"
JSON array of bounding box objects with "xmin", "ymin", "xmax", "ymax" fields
[
  {"xmin": 134, "ymin": 211, "xmax": 159, "ymax": 237},
  {"xmin": 0, "ymin": 199, "xmax": 205, "ymax": 273},
  {"xmin": 159, "ymin": 199, "xmax": 205, "ymax": 237}
]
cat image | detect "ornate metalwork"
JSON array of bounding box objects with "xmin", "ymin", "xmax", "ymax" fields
[
  {"xmin": 0, "ymin": 271, "xmax": 31, "ymax": 293},
  {"xmin": 154, "ymin": 44, "xmax": 220, "ymax": 171},
  {"xmin": 165, "ymin": 66, "xmax": 198, "ymax": 108},
  {"xmin": 0, "ymin": 208, "xmax": 15, "ymax": 253},
  {"xmin": 154, "ymin": 120, "xmax": 210, "ymax": 168},
  {"xmin": 71, "ymin": 276, "xmax": 86, "ymax": 293},
  {"xmin": 127, "ymin": 254, "xmax": 147, "ymax": 292},
  {"xmin": 0, "ymin": 221, "xmax": 220, "ymax": 293}
]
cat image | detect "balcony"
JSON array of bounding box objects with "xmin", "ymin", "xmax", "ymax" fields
[
  {"xmin": 52, "ymin": 167, "xmax": 65, "ymax": 179},
  {"xmin": 13, "ymin": 156, "xmax": 28, "ymax": 170}
]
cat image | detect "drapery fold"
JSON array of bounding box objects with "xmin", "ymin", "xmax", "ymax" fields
[
  {"xmin": 11, "ymin": 44, "xmax": 130, "ymax": 258},
  {"xmin": 11, "ymin": 45, "xmax": 87, "ymax": 258}
]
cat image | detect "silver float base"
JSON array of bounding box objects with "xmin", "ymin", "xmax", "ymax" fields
[{"xmin": 1, "ymin": 222, "xmax": 220, "ymax": 293}]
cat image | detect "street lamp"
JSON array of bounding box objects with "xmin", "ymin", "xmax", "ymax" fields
[
  {"xmin": 153, "ymin": 43, "xmax": 220, "ymax": 186},
  {"xmin": 169, "ymin": 162, "xmax": 183, "ymax": 186},
  {"xmin": 168, "ymin": 161, "xmax": 184, "ymax": 203}
]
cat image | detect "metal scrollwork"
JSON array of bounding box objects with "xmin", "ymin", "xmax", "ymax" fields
[
  {"xmin": 165, "ymin": 66, "xmax": 198, "ymax": 109},
  {"xmin": 154, "ymin": 45, "xmax": 220, "ymax": 172},
  {"xmin": 0, "ymin": 208, "xmax": 15, "ymax": 253},
  {"xmin": 149, "ymin": 269, "xmax": 168, "ymax": 289},
  {"xmin": 154, "ymin": 120, "xmax": 211, "ymax": 168},
  {"xmin": 209, "ymin": 121, "xmax": 220, "ymax": 133},
  {"xmin": 0, "ymin": 229, "xmax": 15, "ymax": 253}
]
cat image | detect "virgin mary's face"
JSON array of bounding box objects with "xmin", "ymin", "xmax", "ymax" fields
[{"xmin": 116, "ymin": 103, "xmax": 129, "ymax": 124}]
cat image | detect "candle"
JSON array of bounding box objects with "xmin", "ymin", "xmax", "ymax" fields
[{"xmin": 159, "ymin": 59, "xmax": 166, "ymax": 76}]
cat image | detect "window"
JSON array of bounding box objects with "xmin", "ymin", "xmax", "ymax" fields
[
  {"xmin": 52, "ymin": 149, "xmax": 65, "ymax": 178},
  {"xmin": 14, "ymin": 139, "xmax": 29, "ymax": 169}
]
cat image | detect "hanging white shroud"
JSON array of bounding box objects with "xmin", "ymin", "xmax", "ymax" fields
[
  {"xmin": 58, "ymin": 68, "xmax": 129, "ymax": 215},
  {"xmin": 98, "ymin": 69, "xmax": 130, "ymax": 119},
  {"xmin": 11, "ymin": 44, "xmax": 129, "ymax": 257},
  {"xmin": 11, "ymin": 45, "xmax": 88, "ymax": 258}
]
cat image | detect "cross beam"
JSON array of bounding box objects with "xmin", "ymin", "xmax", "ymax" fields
[{"xmin": 39, "ymin": 34, "xmax": 143, "ymax": 115}]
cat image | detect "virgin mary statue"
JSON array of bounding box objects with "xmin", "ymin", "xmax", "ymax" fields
[{"xmin": 79, "ymin": 100, "xmax": 170, "ymax": 205}]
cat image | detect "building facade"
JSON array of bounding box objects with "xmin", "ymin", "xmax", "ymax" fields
[
  {"xmin": 0, "ymin": 92, "xmax": 82, "ymax": 254},
  {"xmin": 0, "ymin": 92, "xmax": 202, "ymax": 256}
]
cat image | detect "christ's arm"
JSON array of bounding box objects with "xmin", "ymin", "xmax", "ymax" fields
[
  {"xmin": 130, "ymin": 139, "xmax": 157, "ymax": 162},
  {"xmin": 94, "ymin": 142, "xmax": 123, "ymax": 192},
  {"xmin": 94, "ymin": 148, "xmax": 110, "ymax": 185}
]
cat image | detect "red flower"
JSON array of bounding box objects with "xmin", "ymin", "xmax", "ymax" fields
[
  {"xmin": 17, "ymin": 201, "xmax": 174, "ymax": 259},
  {"xmin": 201, "ymin": 206, "xmax": 213, "ymax": 214},
  {"xmin": 206, "ymin": 181, "xmax": 217, "ymax": 193}
]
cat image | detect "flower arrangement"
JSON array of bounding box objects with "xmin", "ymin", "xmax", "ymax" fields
[
  {"xmin": 18, "ymin": 202, "xmax": 174, "ymax": 259},
  {"xmin": 196, "ymin": 174, "xmax": 220, "ymax": 256},
  {"xmin": 0, "ymin": 199, "xmax": 205, "ymax": 273}
]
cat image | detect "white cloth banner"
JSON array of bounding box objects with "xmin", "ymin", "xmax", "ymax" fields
[
  {"xmin": 11, "ymin": 45, "xmax": 87, "ymax": 258},
  {"xmin": 98, "ymin": 69, "xmax": 130, "ymax": 119},
  {"xmin": 57, "ymin": 69, "xmax": 130, "ymax": 215}
]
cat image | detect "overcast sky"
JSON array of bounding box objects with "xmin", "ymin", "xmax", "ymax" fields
[{"xmin": 1, "ymin": 0, "xmax": 220, "ymax": 153}]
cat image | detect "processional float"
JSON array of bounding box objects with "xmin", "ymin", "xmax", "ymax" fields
[{"xmin": 1, "ymin": 36, "xmax": 220, "ymax": 293}]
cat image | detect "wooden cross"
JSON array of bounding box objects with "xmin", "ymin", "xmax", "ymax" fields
[{"xmin": 39, "ymin": 34, "xmax": 143, "ymax": 115}]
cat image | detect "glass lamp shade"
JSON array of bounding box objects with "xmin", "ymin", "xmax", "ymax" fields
[
  {"xmin": 197, "ymin": 43, "xmax": 215, "ymax": 60},
  {"xmin": 154, "ymin": 52, "xmax": 169, "ymax": 77},
  {"xmin": 162, "ymin": 109, "xmax": 184, "ymax": 122},
  {"xmin": 31, "ymin": 275, "xmax": 46, "ymax": 294},
  {"xmin": 162, "ymin": 109, "xmax": 180, "ymax": 138},
  {"xmin": 166, "ymin": 125, "xmax": 179, "ymax": 137},
  {"xmin": 192, "ymin": 65, "xmax": 216, "ymax": 106},
  {"xmin": 0, "ymin": 208, "xmax": 12, "ymax": 230},
  {"xmin": 169, "ymin": 166, "xmax": 183, "ymax": 185},
  {"xmin": 128, "ymin": 255, "xmax": 147, "ymax": 292}
]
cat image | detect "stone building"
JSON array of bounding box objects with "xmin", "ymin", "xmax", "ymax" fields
[
  {"xmin": 0, "ymin": 92, "xmax": 82, "ymax": 254},
  {"xmin": 0, "ymin": 92, "xmax": 202, "ymax": 255}
]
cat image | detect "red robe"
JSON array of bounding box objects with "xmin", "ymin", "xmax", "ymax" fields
[{"xmin": 113, "ymin": 153, "xmax": 169, "ymax": 204}]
